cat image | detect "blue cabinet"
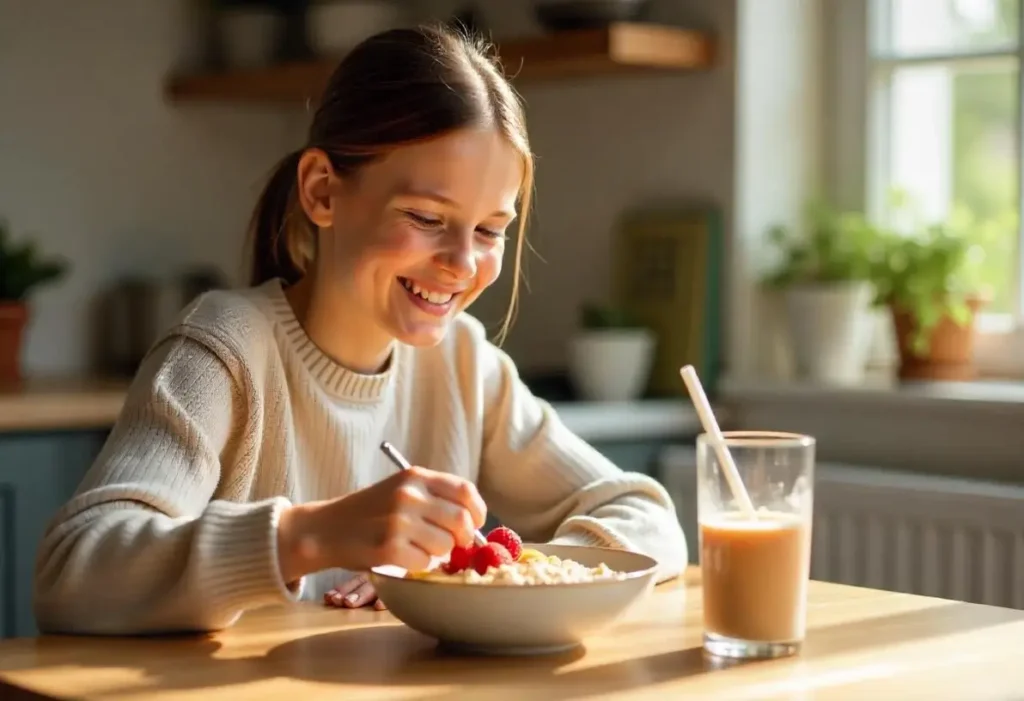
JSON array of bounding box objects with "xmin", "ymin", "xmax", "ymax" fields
[{"xmin": 0, "ymin": 430, "xmax": 107, "ymax": 639}]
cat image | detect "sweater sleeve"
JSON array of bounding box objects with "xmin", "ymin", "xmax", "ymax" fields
[
  {"xmin": 470, "ymin": 326, "xmax": 688, "ymax": 584},
  {"xmin": 33, "ymin": 334, "xmax": 301, "ymax": 635}
]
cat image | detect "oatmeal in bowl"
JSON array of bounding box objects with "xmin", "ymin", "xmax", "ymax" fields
[
  {"xmin": 369, "ymin": 526, "xmax": 660, "ymax": 655},
  {"xmin": 406, "ymin": 526, "xmax": 629, "ymax": 586}
]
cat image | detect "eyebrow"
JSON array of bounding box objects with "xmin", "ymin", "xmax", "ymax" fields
[{"xmin": 395, "ymin": 187, "xmax": 518, "ymax": 221}]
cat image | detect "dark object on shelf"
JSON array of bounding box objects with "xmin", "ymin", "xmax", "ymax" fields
[
  {"xmin": 534, "ymin": 0, "xmax": 651, "ymax": 31},
  {"xmin": 277, "ymin": 0, "xmax": 315, "ymax": 62},
  {"xmin": 521, "ymin": 372, "xmax": 578, "ymax": 403}
]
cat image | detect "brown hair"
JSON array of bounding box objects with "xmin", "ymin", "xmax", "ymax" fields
[{"xmin": 247, "ymin": 23, "xmax": 534, "ymax": 342}]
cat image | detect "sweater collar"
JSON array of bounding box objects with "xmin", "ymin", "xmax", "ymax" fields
[{"xmin": 263, "ymin": 279, "xmax": 396, "ymax": 401}]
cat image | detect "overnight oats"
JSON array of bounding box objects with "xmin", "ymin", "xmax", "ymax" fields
[{"xmin": 406, "ymin": 526, "xmax": 627, "ymax": 585}]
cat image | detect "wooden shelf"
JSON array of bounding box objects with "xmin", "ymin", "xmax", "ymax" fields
[
  {"xmin": 166, "ymin": 23, "xmax": 714, "ymax": 104},
  {"xmin": 498, "ymin": 22, "xmax": 714, "ymax": 82}
]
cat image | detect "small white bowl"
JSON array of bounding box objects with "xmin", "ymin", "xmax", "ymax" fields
[{"xmin": 369, "ymin": 543, "xmax": 659, "ymax": 655}]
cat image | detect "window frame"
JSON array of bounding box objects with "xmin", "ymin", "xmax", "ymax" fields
[{"xmin": 834, "ymin": 0, "xmax": 1024, "ymax": 377}]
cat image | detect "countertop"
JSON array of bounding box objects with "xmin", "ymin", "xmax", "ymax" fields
[
  {"xmin": 2, "ymin": 567, "xmax": 1022, "ymax": 700},
  {"xmin": 0, "ymin": 378, "xmax": 129, "ymax": 432},
  {"xmin": 720, "ymin": 372, "xmax": 1024, "ymax": 410},
  {"xmin": 0, "ymin": 378, "xmax": 703, "ymax": 441}
]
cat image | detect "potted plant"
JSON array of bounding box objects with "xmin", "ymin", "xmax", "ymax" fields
[
  {"xmin": 568, "ymin": 303, "xmax": 656, "ymax": 402},
  {"xmin": 872, "ymin": 196, "xmax": 997, "ymax": 382},
  {"xmin": 0, "ymin": 220, "xmax": 68, "ymax": 383},
  {"xmin": 762, "ymin": 201, "xmax": 880, "ymax": 385}
]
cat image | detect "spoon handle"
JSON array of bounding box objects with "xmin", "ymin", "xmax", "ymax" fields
[
  {"xmin": 379, "ymin": 440, "xmax": 414, "ymax": 471},
  {"xmin": 379, "ymin": 441, "xmax": 488, "ymax": 547}
]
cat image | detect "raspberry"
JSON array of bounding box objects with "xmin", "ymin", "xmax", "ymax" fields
[
  {"xmin": 485, "ymin": 525, "xmax": 523, "ymax": 561},
  {"xmin": 443, "ymin": 544, "xmax": 477, "ymax": 574},
  {"xmin": 472, "ymin": 542, "xmax": 513, "ymax": 575}
]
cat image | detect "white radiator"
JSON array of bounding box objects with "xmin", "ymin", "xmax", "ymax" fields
[{"xmin": 659, "ymin": 446, "xmax": 1024, "ymax": 610}]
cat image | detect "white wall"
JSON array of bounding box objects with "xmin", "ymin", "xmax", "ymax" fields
[
  {"xmin": 2, "ymin": 0, "xmax": 799, "ymax": 381},
  {"xmin": 418, "ymin": 0, "xmax": 738, "ymax": 374},
  {"xmin": 0, "ymin": 0, "xmax": 302, "ymax": 375},
  {"xmin": 730, "ymin": 0, "xmax": 824, "ymax": 379}
]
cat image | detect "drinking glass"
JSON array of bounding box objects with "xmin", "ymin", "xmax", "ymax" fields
[{"xmin": 697, "ymin": 431, "xmax": 815, "ymax": 659}]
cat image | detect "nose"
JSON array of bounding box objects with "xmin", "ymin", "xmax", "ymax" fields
[{"xmin": 437, "ymin": 229, "xmax": 476, "ymax": 281}]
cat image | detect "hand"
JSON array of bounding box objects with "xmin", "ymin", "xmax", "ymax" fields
[
  {"xmin": 324, "ymin": 574, "xmax": 387, "ymax": 611},
  {"xmin": 278, "ymin": 466, "xmax": 487, "ymax": 582}
]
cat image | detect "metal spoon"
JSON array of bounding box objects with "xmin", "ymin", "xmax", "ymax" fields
[{"xmin": 379, "ymin": 441, "xmax": 488, "ymax": 547}]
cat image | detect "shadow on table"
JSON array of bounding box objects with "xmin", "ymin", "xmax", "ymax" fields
[{"xmin": 3, "ymin": 601, "xmax": 1019, "ymax": 700}]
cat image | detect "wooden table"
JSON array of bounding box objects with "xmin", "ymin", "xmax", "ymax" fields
[{"xmin": 2, "ymin": 567, "xmax": 1023, "ymax": 700}]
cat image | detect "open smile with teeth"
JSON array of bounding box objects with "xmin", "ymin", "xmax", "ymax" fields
[{"xmin": 399, "ymin": 277, "xmax": 457, "ymax": 306}]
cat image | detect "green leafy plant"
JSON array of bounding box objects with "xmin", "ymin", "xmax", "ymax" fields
[
  {"xmin": 0, "ymin": 220, "xmax": 68, "ymax": 302},
  {"xmin": 871, "ymin": 190, "xmax": 993, "ymax": 355},
  {"xmin": 579, "ymin": 303, "xmax": 645, "ymax": 331},
  {"xmin": 762, "ymin": 201, "xmax": 881, "ymax": 287}
]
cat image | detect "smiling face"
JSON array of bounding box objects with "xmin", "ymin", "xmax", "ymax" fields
[{"xmin": 297, "ymin": 127, "xmax": 524, "ymax": 357}]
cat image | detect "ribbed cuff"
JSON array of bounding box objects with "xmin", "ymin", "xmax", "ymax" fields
[{"xmin": 193, "ymin": 497, "xmax": 304, "ymax": 617}]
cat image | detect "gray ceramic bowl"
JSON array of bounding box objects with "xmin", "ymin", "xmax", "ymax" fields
[{"xmin": 369, "ymin": 543, "xmax": 658, "ymax": 655}]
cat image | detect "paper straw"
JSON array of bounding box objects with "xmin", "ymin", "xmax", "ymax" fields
[{"xmin": 679, "ymin": 365, "xmax": 757, "ymax": 519}]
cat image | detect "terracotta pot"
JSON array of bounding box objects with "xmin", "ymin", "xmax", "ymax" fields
[
  {"xmin": 0, "ymin": 302, "xmax": 28, "ymax": 383},
  {"xmin": 890, "ymin": 298, "xmax": 983, "ymax": 381}
]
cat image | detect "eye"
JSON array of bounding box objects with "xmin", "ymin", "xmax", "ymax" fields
[
  {"xmin": 403, "ymin": 211, "xmax": 443, "ymax": 229},
  {"xmin": 476, "ymin": 227, "xmax": 506, "ymax": 240}
]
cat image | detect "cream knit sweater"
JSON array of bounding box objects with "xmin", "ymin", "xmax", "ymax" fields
[{"xmin": 33, "ymin": 280, "xmax": 687, "ymax": 635}]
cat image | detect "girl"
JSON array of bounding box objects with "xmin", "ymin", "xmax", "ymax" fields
[{"xmin": 33, "ymin": 24, "xmax": 687, "ymax": 634}]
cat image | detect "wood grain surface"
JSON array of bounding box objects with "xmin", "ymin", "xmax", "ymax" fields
[{"xmin": 2, "ymin": 567, "xmax": 1022, "ymax": 700}]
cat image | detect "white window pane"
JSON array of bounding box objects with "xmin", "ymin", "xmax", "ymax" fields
[
  {"xmin": 885, "ymin": 0, "xmax": 1018, "ymax": 55},
  {"xmin": 886, "ymin": 63, "xmax": 1018, "ymax": 313},
  {"xmin": 890, "ymin": 67, "xmax": 953, "ymax": 222}
]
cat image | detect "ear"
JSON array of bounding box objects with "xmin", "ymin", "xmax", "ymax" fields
[{"xmin": 296, "ymin": 149, "xmax": 336, "ymax": 229}]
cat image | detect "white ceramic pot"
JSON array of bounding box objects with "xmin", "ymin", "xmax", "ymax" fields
[
  {"xmin": 569, "ymin": 328, "xmax": 656, "ymax": 402},
  {"xmin": 783, "ymin": 281, "xmax": 874, "ymax": 385},
  {"xmin": 307, "ymin": 0, "xmax": 406, "ymax": 57},
  {"xmin": 219, "ymin": 7, "xmax": 282, "ymax": 68}
]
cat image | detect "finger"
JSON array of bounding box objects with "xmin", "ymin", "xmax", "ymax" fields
[
  {"xmin": 420, "ymin": 472, "xmax": 487, "ymax": 529},
  {"xmin": 377, "ymin": 527, "xmax": 435, "ymax": 572},
  {"xmin": 407, "ymin": 519, "xmax": 457, "ymax": 559},
  {"xmin": 418, "ymin": 498, "xmax": 475, "ymax": 548},
  {"xmin": 324, "ymin": 589, "xmax": 346, "ymax": 608},
  {"xmin": 322, "ymin": 575, "xmax": 368, "ymax": 606},
  {"xmin": 394, "ymin": 476, "xmax": 475, "ymax": 547},
  {"xmin": 373, "ymin": 598, "xmax": 387, "ymax": 611},
  {"xmin": 326, "ymin": 581, "xmax": 377, "ymax": 608},
  {"xmin": 332, "ymin": 574, "xmax": 368, "ymax": 598}
]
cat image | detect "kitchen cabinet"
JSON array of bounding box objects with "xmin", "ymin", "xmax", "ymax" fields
[{"xmin": 0, "ymin": 430, "xmax": 107, "ymax": 639}]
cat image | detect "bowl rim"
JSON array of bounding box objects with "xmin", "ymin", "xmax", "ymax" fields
[{"xmin": 368, "ymin": 542, "xmax": 659, "ymax": 590}]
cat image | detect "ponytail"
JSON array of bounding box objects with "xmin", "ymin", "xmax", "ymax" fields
[{"xmin": 247, "ymin": 150, "xmax": 309, "ymax": 287}]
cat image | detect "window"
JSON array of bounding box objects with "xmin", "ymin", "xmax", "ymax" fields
[{"xmin": 868, "ymin": 0, "xmax": 1021, "ymax": 327}]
